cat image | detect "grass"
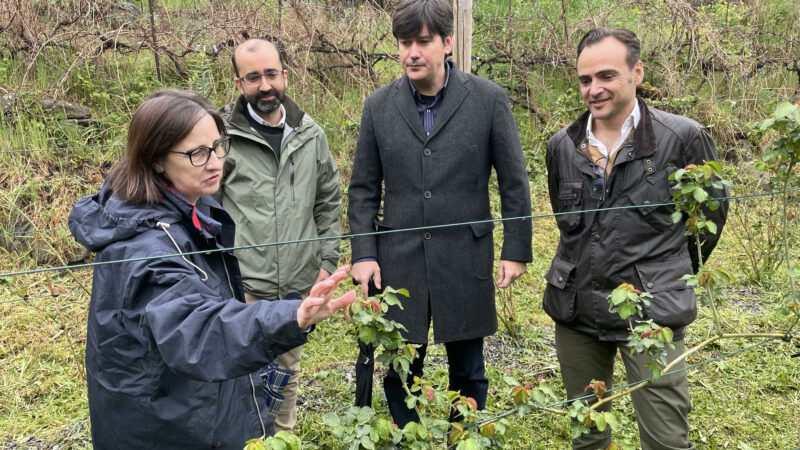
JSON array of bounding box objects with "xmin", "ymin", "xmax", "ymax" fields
[{"xmin": 1, "ymin": 0, "xmax": 800, "ymax": 448}]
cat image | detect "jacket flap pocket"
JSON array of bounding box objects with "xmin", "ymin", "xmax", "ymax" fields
[
  {"xmin": 558, "ymin": 182, "xmax": 583, "ymax": 207},
  {"xmin": 635, "ymin": 258, "xmax": 693, "ymax": 293},
  {"xmin": 627, "ymin": 174, "xmax": 669, "ymax": 216},
  {"xmin": 545, "ymin": 256, "xmax": 576, "ymax": 289},
  {"xmin": 373, "ymin": 218, "xmax": 393, "ymax": 230},
  {"xmin": 469, "ymin": 221, "xmax": 494, "ymax": 238}
]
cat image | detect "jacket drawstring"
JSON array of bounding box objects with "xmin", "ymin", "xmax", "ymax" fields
[{"xmin": 156, "ymin": 222, "xmax": 209, "ymax": 281}]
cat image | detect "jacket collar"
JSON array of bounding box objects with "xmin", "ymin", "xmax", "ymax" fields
[
  {"xmin": 567, "ymin": 97, "xmax": 657, "ymax": 159},
  {"xmin": 392, "ymin": 59, "xmax": 470, "ymax": 143},
  {"xmin": 228, "ymin": 94, "xmax": 306, "ymax": 135}
]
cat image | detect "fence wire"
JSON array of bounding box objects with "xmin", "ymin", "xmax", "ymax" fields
[{"xmin": 1, "ymin": 189, "xmax": 798, "ymax": 279}]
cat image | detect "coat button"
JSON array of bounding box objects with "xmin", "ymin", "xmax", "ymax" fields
[
  {"xmin": 424, "ymin": 232, "xmax": 432, "ymax": 240},
  {"xmin": 628, "ymin": 151, "xmax": 634, "ymax": 158},
  {"xmin": 592, "ymin": 234, "xmax": 600, "ymax": 241},
  {"xmin": 424, "ymin": 191, "xmax": 432, "ymax": 199},
  {"xmin": 423, "ymin": 148, "xmax": 432, "ymax": 156},
  {"xmin": 646, "ymin": 282, "xmax": 654, "ymax": 289},
  {"xmin": 643, "ymin": 200, "xmax": 651, "ymax": 205},
  {"xmin": 557, "ymin": 276, "xmax": 564, "ymax": 283}
]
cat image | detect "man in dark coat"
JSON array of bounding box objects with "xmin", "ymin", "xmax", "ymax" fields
[
  {"xmin": 347, "ymin": 0, "xmax": 532, "ymax": 427},
  {"xmin": 544, "ymin": 28, "xmax": 728, "ymax": 449}
]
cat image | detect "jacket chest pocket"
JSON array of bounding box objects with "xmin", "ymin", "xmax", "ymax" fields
[
  {"xmin": 625, "ymin": 168, "xmax": 676, "ymax": 232},
  {"xmin": 555, "ymin": 181, "xmax": 583, "ymax": 232}
]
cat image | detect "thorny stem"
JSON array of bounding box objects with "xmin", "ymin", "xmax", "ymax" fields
[
  {"xmin": 696, "ymin": 233, "xmax": 724, "ymax": 336},
  {"xmin": 782, "ymin": 176, "xmax": 795, "ymax": 293},
  {"xmin": 398, "ymin": 372, "xmax": 432, "ymax": 447},
  {"xmin": 590, "ymin": 332, "xmax": 793, "ymax": 411}
]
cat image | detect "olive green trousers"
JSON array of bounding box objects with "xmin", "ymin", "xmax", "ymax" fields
[{"xmin": 555, "ymin": 324, "xmax": 696, "ymax": 450}]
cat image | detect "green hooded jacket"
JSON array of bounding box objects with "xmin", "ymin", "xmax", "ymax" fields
[{"xmin": 217, "ymin": 95, "xmax": 341, "ymax": 299}]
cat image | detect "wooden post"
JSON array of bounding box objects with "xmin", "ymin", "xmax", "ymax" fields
[{"xmin": 452, "ymin": 0, "xmax": 472, "ymax": 73}]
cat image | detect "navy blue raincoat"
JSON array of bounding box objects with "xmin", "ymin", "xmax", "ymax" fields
[{"xmin": 69, "ymin": 182, "xmax": 308, "ymax": 449}]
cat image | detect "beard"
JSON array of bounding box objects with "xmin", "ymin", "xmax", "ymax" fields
[{"xmin": 246, "ymin": 88, "xmax": 286, "ymax": 114}]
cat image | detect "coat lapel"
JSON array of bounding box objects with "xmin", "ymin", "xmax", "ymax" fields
[
  {"xmin": 392, "ymin": 80, "xmax": 426, "ymax": 143},
  {"xmin": 426, "ymin": 65, "xmax": 469, "ymax": 142}
]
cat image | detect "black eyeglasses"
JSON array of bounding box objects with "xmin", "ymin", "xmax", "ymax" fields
[
  {"xmin": 238, "ymin": 69, "xmax": 283, "ymax": 88},
  {"xmin": 169, "ymin": 136, "xmax": 231, "ymax": 167}
]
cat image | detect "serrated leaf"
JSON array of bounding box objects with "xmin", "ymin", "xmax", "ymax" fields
[
  {"xmin": 595, "ymin": 412, "xmax": 607, "ymax": 431},
  {"xmin": 533, "ymin": 389, "xmax": 546, "ymax": 405},
  {"xmin": 604, "ymin": 412, "xmax": 619, "ymax": 430},
  {"xmin": 693, "ymin": 187, "xmax": 708, "ymax": 202},
  {"xmin": 775, "ymin": 101, "xmax": 797, "ymax": 118}
]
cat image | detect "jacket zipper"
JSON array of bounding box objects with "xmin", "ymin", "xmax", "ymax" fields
[
  {"xmin": 219, "ymin": 249, "xmax": 266, "ymax": 436},
  {"xmin": 290, "ymin": 156, "xmax": 295, "ymax": 202}
]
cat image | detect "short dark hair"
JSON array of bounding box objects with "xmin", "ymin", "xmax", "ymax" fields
[
  {"xmin": 392, "ymin": 0, "xmax": 453, "ymax": 42},
  {"xmin": 577, "ymin": 28, "xmax": 641, "ymax": 68},
  {"xmin": 108, "ymin": 89, "xmax": 226, "ymax": 204},
  {"xmin": 231, "ymin": 39, "xmax": 283, "ymax": 78}
]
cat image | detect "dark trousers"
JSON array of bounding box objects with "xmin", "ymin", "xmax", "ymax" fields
[
  {"xmin": 383, "ymin": 337, "xmax": 488, "ymax": 428},
  {"xmin": 555, "ymin": 324, "xmax": 696, "ymax": 450}
]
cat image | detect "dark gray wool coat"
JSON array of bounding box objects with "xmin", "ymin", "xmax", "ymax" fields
[{"xmin": 348, "ymin": 62, "xmax": 532, "ymax": 344}]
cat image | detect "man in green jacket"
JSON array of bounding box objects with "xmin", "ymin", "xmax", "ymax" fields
[{"xmin": 216, "ymin": 39, "xmax": 342, "ymax": 432}]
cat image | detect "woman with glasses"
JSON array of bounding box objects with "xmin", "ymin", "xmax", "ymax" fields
[{"xmin": 68, "ymin": 88, "xmax": 355, "ymax": 449}]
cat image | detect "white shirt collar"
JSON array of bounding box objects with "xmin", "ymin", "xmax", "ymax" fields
[
  {"xmin": 586, "ymin": 101, "xmax": 641, "ymax": 158},
  {"xmin": 247, "ymin": 103, "xmax": 286, "ymax": 128}
]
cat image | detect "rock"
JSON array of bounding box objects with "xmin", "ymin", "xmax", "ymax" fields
[
  {"xmin": 39, "ymin": 98, "xmax": 92, "ymax": 120},
  {"xmin": 1, "ymin": 91, "xmax": 17, "ymax": 114}
]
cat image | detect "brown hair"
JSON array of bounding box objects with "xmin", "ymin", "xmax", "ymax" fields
[
  {"xmin": 392, "ymin": 0, "xmax": 453, "ymax": 42},
  {"xmin": 108, "ymin": 88, "xmax": 226, "ymax": 204},
  {"xmin": 577, "ymin": 28, "xmax": 641, "ymax": 68}
]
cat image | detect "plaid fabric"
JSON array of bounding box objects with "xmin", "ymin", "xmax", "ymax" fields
[{"xmin": 259, "ymin": 361, "xmax": 294, "ymax": 417}]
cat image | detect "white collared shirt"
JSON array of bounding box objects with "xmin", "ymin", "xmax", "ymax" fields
[
  {"xmin": 246, "ymin": 103, "xmax": 293, "ymax": 142},
  {"xmin": 586, "ymin": 101, "xmax": 641, "ymax": 158}
]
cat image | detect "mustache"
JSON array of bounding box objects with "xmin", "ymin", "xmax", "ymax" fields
[{"xmin": 257, "ymin": 90, "xmax": 280, "ymax": 99}]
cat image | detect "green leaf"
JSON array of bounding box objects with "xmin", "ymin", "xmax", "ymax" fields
[
  {"xmin": 323, "ymin": 412, "xmax": 341, "ymax": 427},
  {"xmin": 788, "ymin": 268, "xmax": 800, "ymax": 278},
  {"xmin": 533, "ymin": 389, "xmax": 546, "ymax": 405},
  {"xmin": 693, "ymin": 187, "xmax": 708, "ymax": 203},
  {"xmin": 358, "ymin": 327, "xmax": 377, "ymax": 345},
  {"xmin": 458, "ymin": 439, "xmax": 481, "ymax": 450},
  {"xmin": 503, "ymin": 376, "xmax": 520, "ymax": 386},
  {"xmin": 775, "ymin": 101, "xmax": 797, "ymax": 119},
  {"xmin": 604, "ymin": 412, "xmax": 619, "ymax": 431},
  {"xmin": 706, "ymin": 221, "xmax": 717, "ymax": 235},
  {"xmin": 610, "ymin": 288, "xmax": 627, "ymax": 305},
  {"xmin": 671, "ymin": 211, "xmax": 683, "ymax": 223},
  {"xmin": 593, "ymin": 412, "xmax": 607, "ymax": 431}
]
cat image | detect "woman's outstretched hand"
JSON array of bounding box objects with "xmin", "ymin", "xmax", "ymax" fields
[{"xmin": 296, "ymin": 265, "xmax": 357, "ymax": 330}]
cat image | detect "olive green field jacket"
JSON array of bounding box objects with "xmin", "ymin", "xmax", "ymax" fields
[{"xmin": 217, "ymin": 95, "xmax": 341, "ymax": 299}]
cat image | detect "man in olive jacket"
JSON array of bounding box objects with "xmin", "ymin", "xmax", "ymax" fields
[
  {"xmin": 216, "ymin": 39, "xmax": 341, "ymax": 432},
  {"xmin": 545, "ymin": 28, "xmax": 728, "ymax": 449},
  {"xmin": 348, "ymin": 0, "xmax": 532, "ymax": 428}
]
